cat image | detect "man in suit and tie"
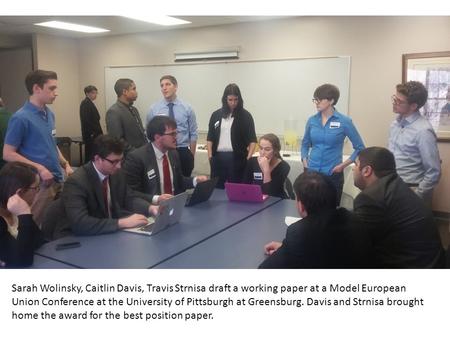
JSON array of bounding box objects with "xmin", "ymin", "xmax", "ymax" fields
[
  {"xmin": 80, "ymin": 85, "xmax": 103, "ymax": 163},
  {"xmin": 58, "ymin": 135, "xmax": 157, "ymax": 236},
  {"xmin": 106, "ymin": 78, "xmax": 147, "ymax": 155},
  {"xmin": 123, "ymin": 115, "xmax": 207, "ymax": 204}
]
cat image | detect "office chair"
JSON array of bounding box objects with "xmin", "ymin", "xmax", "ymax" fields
[
  {"xmin": 284, "ymin": 177, "xmax": 295, "ymax": 200},
  {"xmin": 55, "ymin": 137, "xmax": 72, "ymax": 164}
]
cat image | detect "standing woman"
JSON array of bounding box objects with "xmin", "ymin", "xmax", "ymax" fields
[
  {"xmin": 301, "ymin": 84, "xmax": 364, "ymax": 204},
  {"xmin": 207, "ymin": 84, "xmax": 257, "ymax": 188},
  {"xmin": 243, "ymin": 134, "xmax": 291, "ymax": 199},
  {"xmin": 0, "ymin": 162, "xmax": 45, "ymax": 268}
]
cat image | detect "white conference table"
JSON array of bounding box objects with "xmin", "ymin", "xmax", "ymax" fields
[{"xmin": 193, "ymin": 147, "xmax": 360, "ymax": 209}]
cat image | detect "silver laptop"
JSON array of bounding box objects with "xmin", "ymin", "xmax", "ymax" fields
[{"xmin": 123, "ymin": 192, "xmax": 188, "ymax": 236}]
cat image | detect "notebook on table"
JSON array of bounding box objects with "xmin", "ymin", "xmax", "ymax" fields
[
  {"xmin": 185, "ymin": 177, "xmax": 218, "ymax": 207},
  {"xmin": 224, "ymin": 182, "xmax": 269, "ymax": 203},
  {"xmin": 122, "ymin": 192, "xmax": 188, "ymax": 236}
]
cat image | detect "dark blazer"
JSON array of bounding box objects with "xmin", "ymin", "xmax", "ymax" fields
[
  {"xmin": 207, "ymin": 108, "xmax": 257, "ymax": 159},
  {"xmin": 122, "ymin": 143, "xmax": 194, "ymax": 203},
  {"xmin": 79, "ymin": 97, "xmax": 103, "ymax": 143},
  {"xmin": 259, "ymin": 208, "xmax": 369, "ymax": 268},
  {"xmin": 59, "ymin": 162, "xmax": 151, "ymax": 236},
  {"xmin": 0, "ymin": 214, "xmax": 45, "ymax": 268},
  {"xmin": 106, "ymin": 100, "xmax": 147, "ymax": 154},
  {"xmin": 353, "ymin": 173, "xmax": 445, "ymax": 268}
]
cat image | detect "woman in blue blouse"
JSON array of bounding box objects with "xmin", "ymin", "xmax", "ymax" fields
[{"xmin": 301, "ymin": 84, "xmax": 364, "ymax": 204}]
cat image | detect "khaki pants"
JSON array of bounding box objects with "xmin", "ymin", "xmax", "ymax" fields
[{"xmin": 31, "ymin": 181, "xmax": 63, "ymax": 228}]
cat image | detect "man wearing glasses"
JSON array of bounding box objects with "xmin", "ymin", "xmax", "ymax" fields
[
  {"xmin": 57, "ymin": 135, "xmax": 158, "ymax": 236},
  {"xmin": 123, "ymin": 115, "xmax": 207, "ymax": 204},
  {"xmin": 388, "ymin": 81, "xmax": 441, "ymax": 208}
]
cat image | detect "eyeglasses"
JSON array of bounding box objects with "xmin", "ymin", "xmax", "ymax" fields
[
  {"xmin": 102, "ymin": 157, "xmax": 123, "ymax": 166},
  {"xmin": 163, "ymin": 131, "xmax": 177, "ymax": 137},
  {"xmin": 391, "ymin": 95, "xmax": 408, "ymax": 105},
  {"xmin": 312, "ymin": 98, "xmax": 325, "ymax": 104},
  {"xmin": 27, "ymin": 185, "xmax": 41, "ymax": 192}
]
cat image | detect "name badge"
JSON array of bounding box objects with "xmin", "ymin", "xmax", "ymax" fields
[
  {"xmin": 214, "ymin": 121, "xmax": 220, "ymax": 129},
  {"xmin": 253, "ymin": 172, "xmax": 263, "ymax": 180},
  {"xmin": 52, "ymin": 129, "xmax": 56, "ymax": 136},
  {"xmin": 329, "ymin": 121, "xmax": 341, "ymax": 129},
  {"xmin": 147, "ymin": 169, "xmax": 156, "ymax": 180}
]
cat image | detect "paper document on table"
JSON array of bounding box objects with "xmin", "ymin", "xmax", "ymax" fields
[{"xmin": 285, "ymin": 216, "xmax": 301, "ymax": 227}]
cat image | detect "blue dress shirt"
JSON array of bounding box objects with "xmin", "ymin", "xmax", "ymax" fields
[
  {"xmin": 301, "ymin": 110, "xmax": 365, "ymax": 175},
  {"xmin": 146, "ymin": 98, "xmax": 198, "ymax": 148},
  {"xmin": 388, "ymin": 111, "xmax": 441, "ymax": 197}
]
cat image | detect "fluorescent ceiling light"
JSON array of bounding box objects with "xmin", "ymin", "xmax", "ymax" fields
[
  {"xmin": 124, "ymin": 15, "xmax": 191, "ymax": 26},
  {"xmin": 34, "ymin": 21, "xmax": 109, "ymax": 33},
  {"xmin": 174, "ymin": 48, "xmax": 239, "ymax": 61}
]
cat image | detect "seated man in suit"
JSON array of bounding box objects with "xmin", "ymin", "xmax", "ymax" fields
[
  {"xmin": 259, "ymin": 171, "xmax": 368, "ymax": 268},
  {"xmin": 352, "ymin": 146, "xmax": 445, "ymax": 268},
  {"xmin": 122, "ymin": 115, "xmax": 207, "ymax": 204},
  {"xmin": 57, "ymin": 135, "xmax": 157, "ymax": 236}
]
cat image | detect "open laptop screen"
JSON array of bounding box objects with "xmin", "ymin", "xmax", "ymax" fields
[{"xmin": 224, "ymin": 182, "xmax": 269, "ymax": 203}]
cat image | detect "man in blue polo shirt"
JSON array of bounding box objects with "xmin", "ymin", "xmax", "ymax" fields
[
  {"xmin": 3, "ymin": 69, "xmax": 73, "ymax": 225},
  {"xmin": 146, "ymin": 75, "xmax": 198, "ymax": 177}
]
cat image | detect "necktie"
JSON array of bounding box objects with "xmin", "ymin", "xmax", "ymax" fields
[
  {"xmin": 167, "ymin": 102, "xmax": 175, "ymax": 120},
  {"xmin": 102, "ymin": 177, "xmax": 110, "ymax": 217},
  {"xmin": 128, "ymin": 106, "xmax": 146, "ymax": 141},
  {"xmin": 162, "ymin": 154, "xmax": 173, "ymax": 194}
]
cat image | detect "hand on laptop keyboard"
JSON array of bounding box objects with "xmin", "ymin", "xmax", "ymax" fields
[{"xmin": 118, "ymin": 214, "xmax": 149, "ymax": 229}]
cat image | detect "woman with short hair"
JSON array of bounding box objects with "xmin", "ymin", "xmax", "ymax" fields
[{"xmin": 301, "ymin": 83, "xmax": 364, "ymax": 204}]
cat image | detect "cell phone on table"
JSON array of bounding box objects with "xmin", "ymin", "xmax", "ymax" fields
[{"xmin": 55, "ymin": 241, "xmax": 81, "ymax": 250}]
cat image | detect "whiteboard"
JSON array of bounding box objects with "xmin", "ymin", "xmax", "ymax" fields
[{"xmin": 104, "ymin": 57, "xmax": 351, "ymax": 136}]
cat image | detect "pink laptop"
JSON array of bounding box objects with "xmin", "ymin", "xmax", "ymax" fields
[{"xmin": 224, "ymin": 182, "xmax": 269, "ymax": 202}]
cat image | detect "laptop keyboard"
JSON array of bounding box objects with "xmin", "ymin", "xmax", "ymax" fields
[{"xmin": 138, "ymin": 217, "xmax": 155, "ymax": 232}]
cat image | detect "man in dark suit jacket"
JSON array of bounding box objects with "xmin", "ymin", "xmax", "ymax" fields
[
  {"xmin": 259, "ymin": 171, "xmax": 369, "ymax": 268},
  {"xmin": 122, "ymin": 115, "xmax": 207, "ymax": 204},
  {"xmin": 80, "ymin": 85, "xmax": 103, "ymax": 163},
  {"xmin": 106, "ymin": 78, "xmax": 147, "ymax": 155},
  {"xmin": 56, "ymin": 135, "xmax": 157, "ymax": 237},
  {"xmin": 352, "ymin": 147, "xmax": 445, "ymax": 268}
]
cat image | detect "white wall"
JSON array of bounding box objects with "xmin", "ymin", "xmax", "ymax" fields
[
  {"xmin": 34, "ymin": 33, "xmax": 80, "ymax": 137},
  {"xmin": 33, "ymin": 16, "xmax": 450, "ymax": 212}
]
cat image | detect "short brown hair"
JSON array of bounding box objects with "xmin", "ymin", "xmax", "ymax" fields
[
  {"xmin": 0, "ymin": 162, "xmax": 38, "ymax": 208},
  {"xmin": 313, "ymin": 84, "xmax": 340, "ymax": 106},
  {"xmin": 160, "ymin": 75, "xmax": 177, "ymax": 86},
  {"xmin": 25, "ymin": 70, "xmax": 57, "ymax": 95},
  {"xmin": 396, "ymin": 81, "xmax": 428, "ymax": 109},
  {"xmin": 84, "ymin": 85, "xmax": 98, "ymax": 95}
]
